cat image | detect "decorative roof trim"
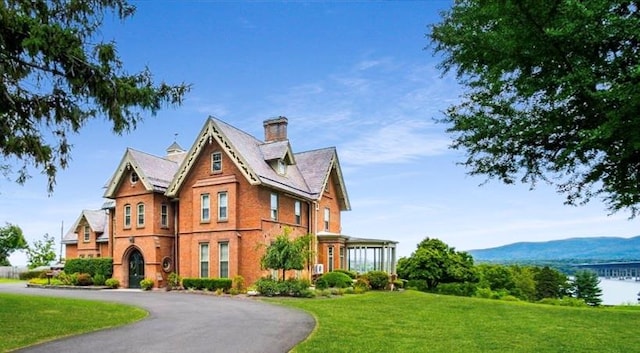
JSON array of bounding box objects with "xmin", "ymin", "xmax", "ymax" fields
[
  {"xmin": 166, "ymin": 117, "xmax": 260, "ymax": 197},
  {"xmin": 103, "ymin": 149, "xmax": 154, "ymax": 198},
  {"xmin": 318, "ymin": 150, "xmax": 351, "ymax": 211}
]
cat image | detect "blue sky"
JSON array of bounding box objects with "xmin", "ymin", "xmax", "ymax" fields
[{"xmin": 3, "ymin": 1, "xmax": 638, "ymax": 266}]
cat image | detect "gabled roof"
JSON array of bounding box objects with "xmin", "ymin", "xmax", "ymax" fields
[
  {"xmin": 166, "ymin": 117, "xmax": 351, "ymax": 210},
  {"xmin": 61, "ymin": 209, "xmax": 108, "ymax": 244},
  {"xmin": 104, "ymin": 148, "xmax": 180, "ymax": 198}
]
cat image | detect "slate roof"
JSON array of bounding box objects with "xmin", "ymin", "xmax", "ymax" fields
[
  {"xmin": 61, "ymin": 210, "xmax": 108, "ymax": 244},
  {"xmin": 166, "ymin": 117, "xmax": 351, "ymax": 210},
  {"xmin": 104, "ymin": 117, "xmax": 350, "ymax": 210}
]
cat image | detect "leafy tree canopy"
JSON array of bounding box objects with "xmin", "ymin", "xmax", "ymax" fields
[
  {"xmin": 0, "ymin": 223, "xmax": 27, "ymax": 266},
  {"xmin": 26, "ymin": 233, "xmax": 57, "ymax": 269},
  {"xmin": 397, "ymin": 237, "xmax": 476, "ymax": 290},
  {"xmin": 1, "ymin": 0, "xmax": 190, "ymax": 192},
  {"xmin": 261, "ymin": 229, "xmax": 311, "ymax": 281},
  {"xmin": 431, "ymin": 1, "xmax": 640, "ymax": 215}
]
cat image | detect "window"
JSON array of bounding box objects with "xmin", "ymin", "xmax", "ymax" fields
[
  {"xmin": 131, "ymin": 171, "xmax": 139, "ymax": 183},
  {"xmin": 324, "ymin": 208, "xmax": 330, "ymax": 231},
  {"xmin": 83, "ymin": 225, "xmax": 90, "ymax": 242},
  {"xmin": 201, "ymin": 194, "xmax": 210, "ymax": 222},
  {"xmin": 218, "ymin": 192, "xmax": 228, "ymax": 221},
  {"xmin": 137, "ymin": 203, "xmax": 145, "ymax": 227},
  {"xmin": 328, "ymin": 246, "xmax": 334, "ymax": 272},
  {"xmin": 276, "ymin": 159, "xmax": 287, "ymax": 175},
  {"xmin": 219, "ymin": 242, "xmax": 229, "ymax": 278},
  {"xmin": 211, "ymin": 152, "xmax": 222, "ymax": 173},
  {"xmin": 124, "ymin": 204, "xmax": 131, "ymax": 228},
  {"xmin": 339, "ymin": 247, "xmax": 345, "ymax": 269},
  {"xmin": 270, "ymin": 193, "xmax": 278, "ymax": 220},
  {"xmin": 199, "ymin": 243, "xmax": 209, "ymax": 278},
  {"xmin": 294, "ymin": 201, "xmax": 301, "ymax": 225},
  {"xmin": 161, "ymin": 203, "xmax": 168, "ymax": 228}
]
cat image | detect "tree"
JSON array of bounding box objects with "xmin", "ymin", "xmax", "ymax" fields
[
  {"xmin": 533, "ymin": 266, "xmax": 569, "ymax": 300},
  {"xmin": 26, "ymin": 233, "xmax": 57, "ymax": 269},
  {"xmin": 431, "ymin": 1, "xmax": 640, "ymax": 215},
  {"xmin": 476, "ymin": 263, "xmax": 515, "ymax": 292},
  {"xmin": 260, "ymin": 229, "xmax": 310, "ymax": 281},
  {"xmin": 0, "ymin": 223, "xmax": 27, "ymax": 266},
  {"xmin": 397, "ymin": 237, "xmax": 476, "ymax": 290},
  {"xmin": 572, "ymin": 270, "xmax": 603, "ymax": 306},
  {"xmin": 1, "ymin": 0, "xmax": 190, "ymax": 192}
]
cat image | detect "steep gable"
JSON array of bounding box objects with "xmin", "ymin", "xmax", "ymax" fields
[
  {"xmin": 61, "ymin": 209, "xmax": 108, "ymax": 244},
  {"xmin": 104, "ymin": 148, "xmax": 180, "ymax": 198}
]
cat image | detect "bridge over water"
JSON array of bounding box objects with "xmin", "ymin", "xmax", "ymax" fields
[{"xmin": 575, "ymin": 261, "xmax": 640, "ymax": 281}]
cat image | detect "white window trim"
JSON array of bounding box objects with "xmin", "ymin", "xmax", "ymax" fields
[
  {"xmin": 200, "ymin": 243, "xmax": 209, "ymax": 278},
  {"xmin": 294, "ymin": 201, "xmax": 301, "ymax": 225},
  {"xmin": 137, "ymin": 203, "xmax": 145, "ymax": 227},
  {"xmin": 124, "ymin": 204, "xmax": 131, "ymax": 228},
  {"xmin": 83, "ymin": 225, "xmax": 90, "ymax": 242},
  {"xmin": 270, "ymin": 193, "xmax": 278, "ymax": 221},
  {"xmin": 218, "ymin": 192, "xmax": 228, "ymax": 221},
  {"xmin": 211, "ymin": 152, "xmax": 222, "ymax": 173},
  {"xmin": 201, "ymin": 193, "xmax": 210, "ymax": 222},
  {"xmin": 161, "ymin": 203, "xmax": 168, "ymax": 228},
  {"xmin": 219, "ymin": 242, "xmax": 229, "ymax": 278},
  {"xmin": 324, "ymin": 207, "xmax": 330, "ymax": 231}
]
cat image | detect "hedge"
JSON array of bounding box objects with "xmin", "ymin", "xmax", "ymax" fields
[
  {"xmin": 182, "ymin": 278, "xmax": 232, "ymax": 291},
  {"xmin": 64, "ymin": 258, "xmax": 113, "ymax": 277}
]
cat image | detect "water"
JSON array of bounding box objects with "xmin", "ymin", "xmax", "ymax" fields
[{"xmin": 599, "ymin": 278, "xmax": 640, "ymax": 305}]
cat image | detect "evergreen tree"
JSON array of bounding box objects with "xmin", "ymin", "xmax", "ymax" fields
[{"xmin": 572, "ymin": 270, "xmax": 603, "ymax": 306}]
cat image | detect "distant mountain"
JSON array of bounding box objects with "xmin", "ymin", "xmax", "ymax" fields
[{"xmin": 469, "ymin": 236, "xmax": 640, "ymax": 262}]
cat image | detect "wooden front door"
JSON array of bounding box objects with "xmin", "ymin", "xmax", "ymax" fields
[{"xmin": 128, "ymin": 249, "xmax": 144, "ymax": 288}]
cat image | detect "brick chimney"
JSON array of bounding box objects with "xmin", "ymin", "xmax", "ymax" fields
[{"xmin": 263, "ymin": 116, "xmax": 288, "ymax": 142}]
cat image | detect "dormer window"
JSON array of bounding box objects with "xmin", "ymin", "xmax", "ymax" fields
[
  {"xmin": 131, "ymin": 172, "xmax": 139, "ymax": 183},
  {"xmin": 276, "ymin": 159, "xmax": 287, "ymax": 175}
]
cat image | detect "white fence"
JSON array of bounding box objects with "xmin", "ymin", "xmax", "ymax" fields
[{"xmin": 0, "ymin": 266, "xmax": 27, "ymax": 279}]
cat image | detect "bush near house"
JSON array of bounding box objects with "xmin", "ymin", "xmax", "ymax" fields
[
  {"xmin": 140, "ymin": 278, "xmax": 154, "ymax": 291},
  {"xmin": 105, "ymin": 278, "xmax": 120, "ymax": 289},
  {"xmin": 182, "ymin": 278, "xmax": 232, "ymax": 292},
  {"xmin": 362, "ymin": 271, "xmax": 389, "ymax": 290},
  {"xmin": 316, "ymin": 271, "xmax": 352, "ymax": 289},
  {"xmin": 254, "ymin": 277, "xmax": 314, "ymax": 297},
  {"xmin": 64, "ymin": 258, "xmax": 113, "ymax": 277},
  {"xmin": 18, "ymin": 270, "xmax": 47, "ymax": 280}
]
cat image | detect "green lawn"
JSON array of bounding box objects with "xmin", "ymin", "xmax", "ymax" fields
[
  {"xmin": 0, "ymin": 278, "xmax": 22, "ymax": 284},
  {"xmin": 271, "ymin": 290, "xmax": 640, "ymax": 353},
  {"xmin": 0, "ymin": 293, "xmax": 147, "ymax": 352}
]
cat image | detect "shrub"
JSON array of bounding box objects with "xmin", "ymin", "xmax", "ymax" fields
[
  {"xmin": 317, "ymin": 271, "xmax": 352, "ymax": 288},
  {"xmin": 315, "ymin": 277, "xmax": 329, "ymax": 290},
  {"xmin": 434, "ymin": 282, "xmax": 477, "ymax": 297},
  {"xmin": 105, "ymin": 278, "xmax": 120, "ymax": 289},
  {"xmin": 92, "ymin": 273, "xmax": 106, "ymax": 286},
  {"xmin": 181, "ymin": 278, "xmax": 233, "ymax": 292},
  {"xmin": 167, "ymin": 272, "xmax": 182, "ymax": 289},
  {"xmin": 232, "ymin": 275, "xmax": 245, "ymax": 292},
  {"xmin": 538, "ymin": 297, "xmax": 588, "ymax": 307},
  {"xmin": 283, "ymin": 278, "xmax": 312, "ymax": 297},
  {"xmin": 55, "ymin": 271, "xmax": 74, "ymax": 285},
  {"xmin": 332, "ymin": 269, "xmax": 357, "ymax": 279},
  {"xmin": 363, "ymin": 271, "xmax": 389, "ymax": 290},
  {"xmin": 76, "ymin": 273, "xmax": 93, "ymax": 286},
  {"xmin": 354, "ymin": 277, "xmax": 370, "ymax": 291},
  {"xmin": 64, "ymin": 258, "xmax": 113, "ymax": 277},
  {"xmin": 140, "ymin": 278, "xmax": 154, "ymax": 291},
  {"xmin": 405, "ymin": 279, "xmax": 428, "ymax": 292},
  {"xmin": 19, "ymin": 270, "xmax": 47, "ymax": 280},
  {"xmin": 255, "ymin": 277, "xmax": 279, "ymax": 296}
]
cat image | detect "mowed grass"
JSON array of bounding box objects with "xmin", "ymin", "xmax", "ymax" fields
[
  {"xmin": 0, "ymin": 293, "xmax": 147, "ymax": 352},
  {"xmin": 0, "ymin": 278, "xmax": 22, "ymax": 284},
  {"xmin": 271, "ymin": 290, "xmax": 640, "ymax": 353}
]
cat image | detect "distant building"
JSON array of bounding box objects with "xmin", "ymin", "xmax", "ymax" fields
[{"xmin": 63, "ymin": 117, "xmax": 396, "ymax": 288}]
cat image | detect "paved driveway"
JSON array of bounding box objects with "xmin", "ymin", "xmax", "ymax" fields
[{"xmin": 0, "ymin": 283, "xmax": 314, "ymax": 353}]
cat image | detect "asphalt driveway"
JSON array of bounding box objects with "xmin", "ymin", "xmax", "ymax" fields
[{"xmin": 0, "ymin": 283, "xmax": 315, "ymax": 353}]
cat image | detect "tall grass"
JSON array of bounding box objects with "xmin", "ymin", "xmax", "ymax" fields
[{"xmin": 271, "ymin": 290, "xmax": 640, "ymax": 353}]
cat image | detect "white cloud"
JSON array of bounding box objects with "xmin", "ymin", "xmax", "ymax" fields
[{"xmin": 340, "ymin": 119, "xmax": 450, "ymax": 166}]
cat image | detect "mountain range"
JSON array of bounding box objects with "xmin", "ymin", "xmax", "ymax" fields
[{"xmin": 468, "ymin": 236, "xmax": 640, "ymax": 262}]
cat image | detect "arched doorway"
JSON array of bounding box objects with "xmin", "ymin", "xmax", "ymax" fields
[{"xmin": 128, "ymin": 248, "xmax": 144, "ymax": 288}]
